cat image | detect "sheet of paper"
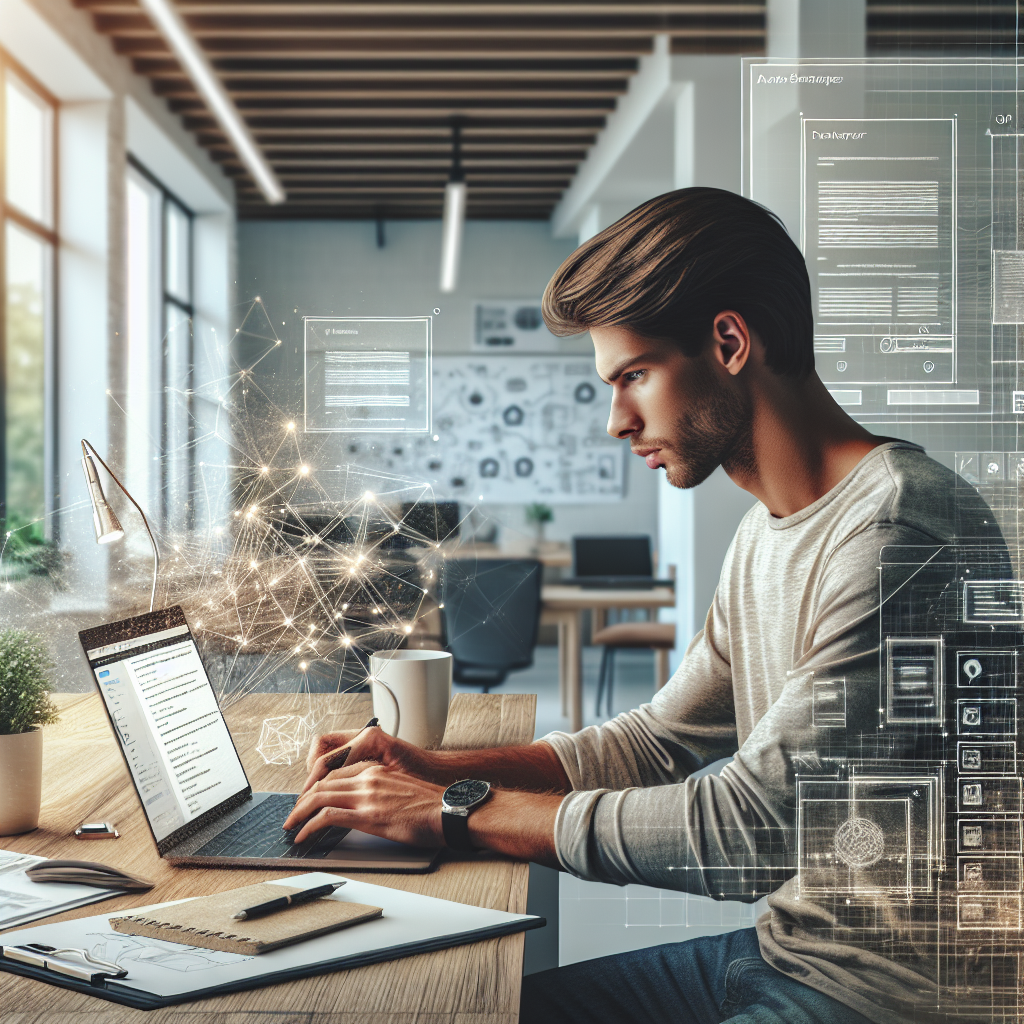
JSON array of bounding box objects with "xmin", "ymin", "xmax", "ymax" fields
[
  {"xmin": 0, "ymin": 849, "xmax": 123, "ymax": 930},
  {"xmin": 0, "ymin": 873, "xmax": 540, "ymax": 999}
]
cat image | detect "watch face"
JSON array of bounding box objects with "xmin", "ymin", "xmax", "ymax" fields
[{"xmin": 445, "ymin": 779, "xmax": 490, "ymax": 807}]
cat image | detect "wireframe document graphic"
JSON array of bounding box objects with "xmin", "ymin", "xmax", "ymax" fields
[
  {"xmin": 304, "ymin": 317, "xmax": 430, "ymax": 433},
  {"xmin": 745, "ymin": 58, "xmax": 1022, "ymax": 426}
]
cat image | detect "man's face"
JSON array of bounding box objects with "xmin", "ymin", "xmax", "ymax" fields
[{"xmin": 592, "ymin": 324, "xmax": 753, "ymax": 489}]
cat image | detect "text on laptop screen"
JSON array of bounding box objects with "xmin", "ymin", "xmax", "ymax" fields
[{"xmin": 82, "ymin": 609, "xmax": 249, "ymax": 843}]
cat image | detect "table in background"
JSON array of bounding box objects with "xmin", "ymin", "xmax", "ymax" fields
[
  {"xmin": 0, "ymin": 690, "xmax": 536, "ymax": 1024},
  {"xmin": 541, "ymin": 585, "xmax": 676, "ymax": 731}
]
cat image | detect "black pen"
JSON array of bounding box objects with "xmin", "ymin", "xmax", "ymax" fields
[
  {"xmin": 323, "ymin": 716, "xmax": 379, "ymax": 772},
  {"xmin": 232, "ymin": 881, "xmax": 346, "ymax": 921}
]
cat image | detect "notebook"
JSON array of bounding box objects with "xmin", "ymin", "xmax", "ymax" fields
[{"xmin": 111, "ymin": 881, "xmax": 382, "ymax": 955}]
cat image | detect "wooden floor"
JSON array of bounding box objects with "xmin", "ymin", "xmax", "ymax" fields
[{"xmin": 0, "ymin": 691, "xmax": 536, "ymax": 1024}]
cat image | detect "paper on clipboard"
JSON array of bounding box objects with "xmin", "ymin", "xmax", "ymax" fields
[{"xmin": 0, "ymin": 873, "xmax": 542, "ymax": 1002}]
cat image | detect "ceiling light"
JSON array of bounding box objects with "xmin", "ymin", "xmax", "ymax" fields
[
  {"xmin": 440, "ymin": 122, "xmax": 466, "ymax": 293},
  {"xmin": 137, "ymin": 0, "xmax": 284, "ymax": 205}
]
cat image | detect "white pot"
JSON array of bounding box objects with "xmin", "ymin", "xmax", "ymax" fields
[{"xmin": 0, "ymin": 728, "xmax": 42, "ymax": 835}]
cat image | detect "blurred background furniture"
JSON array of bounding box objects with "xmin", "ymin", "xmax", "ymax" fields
[
  {"xmin": 592, "ymin": 621, "xmax": 676, "ymax": 718},
  {"xmin": 440, "ymin": 557, "xmax": 543, "ymax": 692}
]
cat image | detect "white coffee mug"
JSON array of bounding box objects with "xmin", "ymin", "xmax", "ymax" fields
[{"xmin": 368, "ymin": 650, "xmax": 452, "ymax": 749}]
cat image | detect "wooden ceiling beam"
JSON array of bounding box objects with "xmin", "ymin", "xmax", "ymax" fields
[
  {"xmin": 182, "ymin": 113, "xmax": 610, "ymax": 129},
  {"xmin": 112, "ymin": 35, "xmax": 659, "ymax": 56},
  {"xmin": 78, "ymin": 1, "xmax": 763, "ymax": 13},
  {"xmin": 93, "ymin": 14, "xmax": 764, "ymax": 35},
  {"xmin": 152, "ymin": 80, "xmax": 631, "ymax": 98},
  {"xmin": 134, "ymin": 56, "xmax": 642, "ymax": 75}
]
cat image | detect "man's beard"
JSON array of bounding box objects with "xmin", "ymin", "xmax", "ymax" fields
[{"xmin": 636, "ymin": 363, "xmax": 754, "ymax": 490}]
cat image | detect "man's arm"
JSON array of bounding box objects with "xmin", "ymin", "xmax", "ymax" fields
[
  {"xmin": 302, "ymin": 726, "xmax": 571, "ymax": 794},
  {"xmin": 284, "ymin": 758, "xmax": 566, "ymax": 868}
]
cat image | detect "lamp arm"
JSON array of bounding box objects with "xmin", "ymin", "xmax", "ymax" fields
[{"xmin": 82, "ymin": 439, "xmax": 161, "ymax": 612}]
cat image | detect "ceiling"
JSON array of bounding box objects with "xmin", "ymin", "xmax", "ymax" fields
[
  {"xmin": 75, "ymin": 0, "xmax": 1020, "ymax": 220},
  {"xmin": 75, "ymin": 0, "xmax": 766, "ymax": 219}
]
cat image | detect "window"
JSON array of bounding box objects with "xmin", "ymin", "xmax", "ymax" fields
[
  {"xmin": 0, "ymin": 50, "xmax": 56, "ymax": 540},
  {"xmin": 125, "ymin": 158, "xmax": 194, "ymax": 532}
]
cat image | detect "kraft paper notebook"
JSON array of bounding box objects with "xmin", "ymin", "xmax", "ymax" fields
[
  {"xmin": 109, "ymin": 881, "xmax": 382, "ymax": 955},
  {"xmin": 0, "ymin": 873, "xmax": 544, "ymax": 1010}
]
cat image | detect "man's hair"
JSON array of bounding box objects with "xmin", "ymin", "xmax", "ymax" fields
[{"xmin": 542, "ymin": 188, "xmax": 814, "ymax": 377}]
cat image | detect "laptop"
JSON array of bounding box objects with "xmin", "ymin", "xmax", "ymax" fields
[
  {"xmin": 79, "ymin": 606, "xmax": 441, "ymax": 872},
  {"xmin": 563, "ymin": 535, "xmax": 674, "ymax": 590}
]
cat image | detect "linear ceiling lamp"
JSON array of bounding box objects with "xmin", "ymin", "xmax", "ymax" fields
[
  {"xmin": 439, "ymin": 122, "xmax": 466, "ymax": 293},
  {"xmin": 137, "ymin": 0, "xmax": 284, "ymax": 205}
]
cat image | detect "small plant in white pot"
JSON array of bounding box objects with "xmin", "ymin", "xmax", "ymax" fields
[{"xmin": 0, "ymin": 629, "xmax": 59, "ymax": 835}]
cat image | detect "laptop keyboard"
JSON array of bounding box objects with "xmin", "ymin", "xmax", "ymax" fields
[{"xmin": 192, "ymin": 793, "xmax": 350, "ymax": 860}]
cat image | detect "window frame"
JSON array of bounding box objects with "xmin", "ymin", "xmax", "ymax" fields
[
  {"xmin": 125, "ymin": 154, "xmax": 195, "ymax": 528},
  {"xmin": 0, "ymin": 46, "xmax": 59, "ymax": 534}
]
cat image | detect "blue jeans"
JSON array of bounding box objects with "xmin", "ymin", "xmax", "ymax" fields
[{"xmin": 519, "ymin": 927, "xmax": 876, "ymax": 1023}]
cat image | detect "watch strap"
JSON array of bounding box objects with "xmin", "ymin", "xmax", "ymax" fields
[{"xmin": 441, "ymin": 808, "xmax": 476, "ymax": 851}]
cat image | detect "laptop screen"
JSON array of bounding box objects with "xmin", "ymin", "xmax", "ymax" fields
[
  {"xmin": 572, "ymin": 535, "xmax": 653, "ymax": 578},
  {"xmin": 79, "ymin": 606, "xmax": 250, "ymax": 848}
]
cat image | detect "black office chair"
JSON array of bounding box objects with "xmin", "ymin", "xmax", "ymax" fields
[{"xmin": 440, "ymin": 558, "xmax": 543, "ymax": 692}]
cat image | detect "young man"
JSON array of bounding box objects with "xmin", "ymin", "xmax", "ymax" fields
[{"xmin": 285, "ymin": 189, "xmax": 1002, "ymax": 1023}]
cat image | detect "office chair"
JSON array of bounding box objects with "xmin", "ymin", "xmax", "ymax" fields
[{"xmin": 440, "ymin": 558, "xmax": 543, "ymax": 692}]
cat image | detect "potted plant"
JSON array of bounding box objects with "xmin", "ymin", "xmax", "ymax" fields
[
  {"xmin": 525, "ymin": 503, "xmax": 554, "ymax": 551},
  {"xmin": 0, "ymin": 629, "xmax": 59, "ymax": 835}
]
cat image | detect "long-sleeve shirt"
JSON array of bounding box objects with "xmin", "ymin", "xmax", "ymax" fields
[{"xmin": 543, "ymin": 441, "xmax": 1006, "ymax": 1024}]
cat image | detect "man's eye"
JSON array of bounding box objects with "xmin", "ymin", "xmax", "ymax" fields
[{"xmin": 624, "ymin": 369, "xmax": 646, "ymax": 383}]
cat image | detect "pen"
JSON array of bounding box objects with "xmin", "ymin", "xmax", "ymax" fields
[
  {"xmin": 232, "ymin": 881, "xmax": 346, "ymax": 921},
  {"xmin": 323, "ymin": 717, "xmax": 379, "ymax": 772}
]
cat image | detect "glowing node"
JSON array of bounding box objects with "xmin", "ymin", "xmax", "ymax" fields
[
  {"xmin": 299, "ymin": 465, "xmax": 309, "ymax": 475},
  {"xmin": 250, "ymin": 560, "xmax": 258, "ymax": 569},
  {"xmin": 403, "ymin": 625, "xmax": 413, "ymax": 634},
  {"xmin": 432, "ymin": 435, "xmax": 439, "ymax": 441},
  {"xmin": 341, "ymin": 603, "xmax": 349, "ymax": 611},
  {"xmin": 363, "ymin": 490, "xmax": 374, "ymax": 501},
  {"xmin": 342, "ymin": 637, "xmax": 351, "ymax": 646},
  {"xmin": 261, "ymin": 466, "xmax": 269, "ymax": 473},
  {"xmin": 284, "ymin": 617, "xmax": 293, "ymax": 625},
  {"xmin": 294, "ymin": 645, "xmax": 301, "ymax": 653},
  {"xmin": 286, "ymin": 421, "xmax": 296, "ymax": 430},
  {"xmin": 299, "ymin": 661, "xmax": 308, "ymax": 671},
  {"xmin": 438, "ymin": 603, "xmax": 445, "ymax": 609}
]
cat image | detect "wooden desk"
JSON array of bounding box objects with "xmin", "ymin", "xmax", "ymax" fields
[
  {"xmin": 541, "ymin": 585, "xmax": 675, "ymax": 732},
  {"xmin": 0, "ymin": 690, "xmax": 536, "ymax": 1024}
]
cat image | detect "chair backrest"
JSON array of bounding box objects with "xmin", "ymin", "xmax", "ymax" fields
[{"xmin": 440, "ymin": 558, "xmax": 543, "ymax": 672}]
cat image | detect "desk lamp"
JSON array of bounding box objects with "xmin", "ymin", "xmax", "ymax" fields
[{"xmin": 81, "ymin": 439, "xmax": 161, "ymax": 612}]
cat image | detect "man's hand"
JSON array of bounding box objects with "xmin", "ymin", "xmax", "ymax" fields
[
  {"xmin": 286, "ymin": 759, "xmax": 446, "ymax": 846},
  {"xmin": 302, "ymin": 725, "xmax": 430, "ymax": 794},
  {"xmin": 285, "ymin": 758, "xmax": 564, "ymax": 867}
]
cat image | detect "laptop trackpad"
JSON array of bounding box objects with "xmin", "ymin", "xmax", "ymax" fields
[{"xmin": 323, "ymin": 829, "xmax": 425, "ymax": 862}]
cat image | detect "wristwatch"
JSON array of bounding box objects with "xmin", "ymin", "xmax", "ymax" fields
[{"xmin": 441, "ymin": 779, "xmax": 492, "ymax": 851}]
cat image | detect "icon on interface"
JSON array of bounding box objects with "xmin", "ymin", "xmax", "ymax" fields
[
  {"xmin": 964, "ymin": 863, "xmax": 984, "ymax": 883},
  {"xmin": 962, "ymin": 658, "xmax": 983, "ymax": 681},
  {"xmin": 963, "ymin": 825, "xmax": 984, "ymax": 848},
  {"xmin": 963, "ymin": 706, "xmax": 982, "ymax": 726},
  {"xmin": 962, "ymin": 748, "xmax": 983, "ymax": 770},
  {"xmin": 962, "ymin": 783, "xmax": 984, "ymax": 807}
]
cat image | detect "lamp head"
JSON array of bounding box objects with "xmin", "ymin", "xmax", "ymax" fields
[{"xmin": 81, "ymin": 442, "xmax": 125, "ymax": 545}]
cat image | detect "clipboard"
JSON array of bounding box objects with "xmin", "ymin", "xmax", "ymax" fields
[{"xmin": 0, "ymin": 873, "xmax": 544, "ymax": 1009}]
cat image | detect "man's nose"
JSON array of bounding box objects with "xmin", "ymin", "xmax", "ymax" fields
[{"xmin": 607, "ymin": 392, "xmax": 641, "ymax": 439}]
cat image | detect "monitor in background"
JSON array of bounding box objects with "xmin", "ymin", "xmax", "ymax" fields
[
  {"xmin": 401, "ymin": 501, "xmax": 460, "ymax": 544},
  {"xmin": 567, "ymin": 535, "xmax": 672, "ymax": 589}
]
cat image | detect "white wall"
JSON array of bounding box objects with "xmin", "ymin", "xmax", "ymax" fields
[{"xmin": 236, "ymin": 218, "xmax": 661, "ymax": 546}]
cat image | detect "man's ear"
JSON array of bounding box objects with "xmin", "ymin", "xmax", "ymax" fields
[{"xmin": 710, "ymin": 311, "xmax": 752, "ymax": 377}]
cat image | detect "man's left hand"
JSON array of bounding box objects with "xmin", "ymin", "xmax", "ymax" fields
[{"xmin": 283, "ymin": 760, "xmax": 446, "ymax": 847}]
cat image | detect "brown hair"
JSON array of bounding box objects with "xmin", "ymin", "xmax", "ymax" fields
[{"xmin": 542, "ymin": 188, "xmax": 814, "ymax": 377}]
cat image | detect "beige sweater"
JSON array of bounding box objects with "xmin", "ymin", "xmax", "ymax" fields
[{"xmin": 544, "ymin": 442, "xmax": 1004, "ymax": 1024}]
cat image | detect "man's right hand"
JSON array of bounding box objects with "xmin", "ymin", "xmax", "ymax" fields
[{"xmin": 301, "ymin": 726, "xmax": 429, "ymax": 795}]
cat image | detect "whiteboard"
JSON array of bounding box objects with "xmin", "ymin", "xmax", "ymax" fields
[{"xmin": 340, "ymin": 355, "xmax": 626, "ymax": 504}]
